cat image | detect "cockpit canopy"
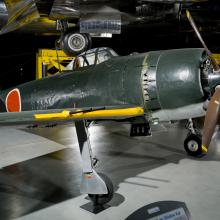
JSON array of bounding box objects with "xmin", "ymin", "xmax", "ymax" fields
[{"xmin": 65, "ymin": 47, "xmax": 118, "ymax": 70}]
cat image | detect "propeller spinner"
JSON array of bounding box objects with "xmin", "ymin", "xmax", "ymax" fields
[{"xmin": 186, "ymin": 10, "xmax": 220, "ymax": 156}]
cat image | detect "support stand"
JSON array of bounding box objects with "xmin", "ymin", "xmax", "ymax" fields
[{"xmin": 80, "ymin": 200, "xmax": 110, "ymax": 214}]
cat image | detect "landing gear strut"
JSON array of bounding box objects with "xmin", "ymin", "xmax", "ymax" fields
[
  {"xmin": 184, "ymin": 119, "xmax": 203, "ymax": 157},
  {"xmin": 75, "ymin": 120, "xmax": 114, "ymax": 212}
]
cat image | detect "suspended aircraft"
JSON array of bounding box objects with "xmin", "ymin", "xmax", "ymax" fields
[{"xmin": 0, "ymin": 0, "xmax": 219, "ymax": 55}]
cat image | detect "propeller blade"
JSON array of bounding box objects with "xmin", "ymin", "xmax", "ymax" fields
[
  {"xmin": 202, "ymin": 86, "xmax": 220, "ymax": 152},
  {"xmin": 186, "ymin": 10, "xmax": 220, "ymax": 72}
]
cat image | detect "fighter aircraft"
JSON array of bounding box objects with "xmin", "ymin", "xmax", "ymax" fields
[
  {"xmin": 0, "ymin": 0, "xmax": 219, "ymax": 55},
  {"xmin": 0, "ymin": 9, "xmax": 219, "ymax": 206}
]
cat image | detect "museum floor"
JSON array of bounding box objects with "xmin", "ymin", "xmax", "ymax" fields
[{"xmin": 0, "ymin": 120, "xmax": 219, "ymax": 220}]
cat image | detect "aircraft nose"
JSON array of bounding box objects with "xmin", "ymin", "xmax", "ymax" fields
[
  {"xmin": 208, "ymin": 73, "xmax": 220, "ymax": 91},
  {"xmin": 201, "ymin": 56, "xmax": 220, "ymax": 95}
]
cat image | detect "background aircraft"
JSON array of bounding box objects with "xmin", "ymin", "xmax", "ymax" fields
[{"xmin": 0, "ymin": 0, "xmax": 220, "ymax": 55}]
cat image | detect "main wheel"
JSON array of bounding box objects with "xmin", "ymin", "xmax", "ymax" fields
[
  {"xmin": 184, "ymin": 132, "xmax": 203, "ymax": 157},
  {"xmin": 60, "ymin": 32, "xmax": 91, "ymax": 56},
  {"xmin": 88, "ymin": 173, "xmax": 114, "ymax": 205}
]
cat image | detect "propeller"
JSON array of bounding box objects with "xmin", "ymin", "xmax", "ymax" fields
[
  {"xmin": 186, "ymin": 10, "xmax": 220, "ymax": 155},
  {"xmin": 202, "ymin": 86, "xmax": 220, "ymax": 153},
  {"xmin": 186, "ymin": 10, "xmax": 220, "ymax": 72}
]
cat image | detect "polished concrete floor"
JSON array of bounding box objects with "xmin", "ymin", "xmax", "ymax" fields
[{"xmin": 0, "ymin": 121, "xmax": 220, "ymax": 219}]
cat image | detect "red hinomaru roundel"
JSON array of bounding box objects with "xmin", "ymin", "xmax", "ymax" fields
[{"xmin": 5, "ymin": 88, "xmax": 21, "ymax": 112}]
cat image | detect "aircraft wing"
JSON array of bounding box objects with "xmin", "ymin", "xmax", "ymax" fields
[
  {"xmin": 0, "ymin": 106, "xmax": 144, "ymax": 125},
  {"xmin": 1, "ymin": 0, "xmax": 40, "ymax": 34}
]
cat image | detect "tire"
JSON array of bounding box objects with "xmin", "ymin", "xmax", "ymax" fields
[
  {"xmin": 60, "ymin": 32, "xmax": 90, "ymax": 56},
  {"xmin": 84, "ymin": 33, "xmax": 92, "ymax": 50},
  {"xmin": 184, "ymin": 132, "xmax": 203, "ymax": 157},
  {"xmin": 88, "ymin": 173, "xmax": 114, "ymax": 205}
]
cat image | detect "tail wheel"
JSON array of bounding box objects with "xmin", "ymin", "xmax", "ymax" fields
[
  {"xmin": 60, "ymin": 32, "xmax": 91, "ymax": 56},
  {"xmin": 184, "ymin": 132, "xmax": 203, "ymax": 157},
  {"xmin": 88, "ymin": 173, "xmax": 114, "ymax": 205}
]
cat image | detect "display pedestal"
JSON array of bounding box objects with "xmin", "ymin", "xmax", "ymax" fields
[{"xmin": 80, "ymin": 202, "xmax": 110, "ymax": 214}]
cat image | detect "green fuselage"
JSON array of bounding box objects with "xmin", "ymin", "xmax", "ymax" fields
[{"xmin": 1, "ymin": 48, "xmax": 217, "ymax": 121}]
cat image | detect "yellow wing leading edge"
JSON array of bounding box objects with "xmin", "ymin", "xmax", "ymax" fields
[{"xmin": 34, "ymin": 107, "xmax": 145, "ymax": 121}]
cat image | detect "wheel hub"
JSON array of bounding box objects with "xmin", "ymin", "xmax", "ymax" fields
[
  {"xmin": 68, "ymin": 34, "xmax": 86, "ymax": 51},
  {"xmin": 188, "ymin": 140, "xmax": 199, "ymax": 152}
]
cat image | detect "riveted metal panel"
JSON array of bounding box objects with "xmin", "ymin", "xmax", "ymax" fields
[
  {"xmin": 156, "ymin": 48, "xmax": 205, "ymax": 109},
  {"xmin": 1, "ymin": 54, "xmax": 145, "ymax": 111}
]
